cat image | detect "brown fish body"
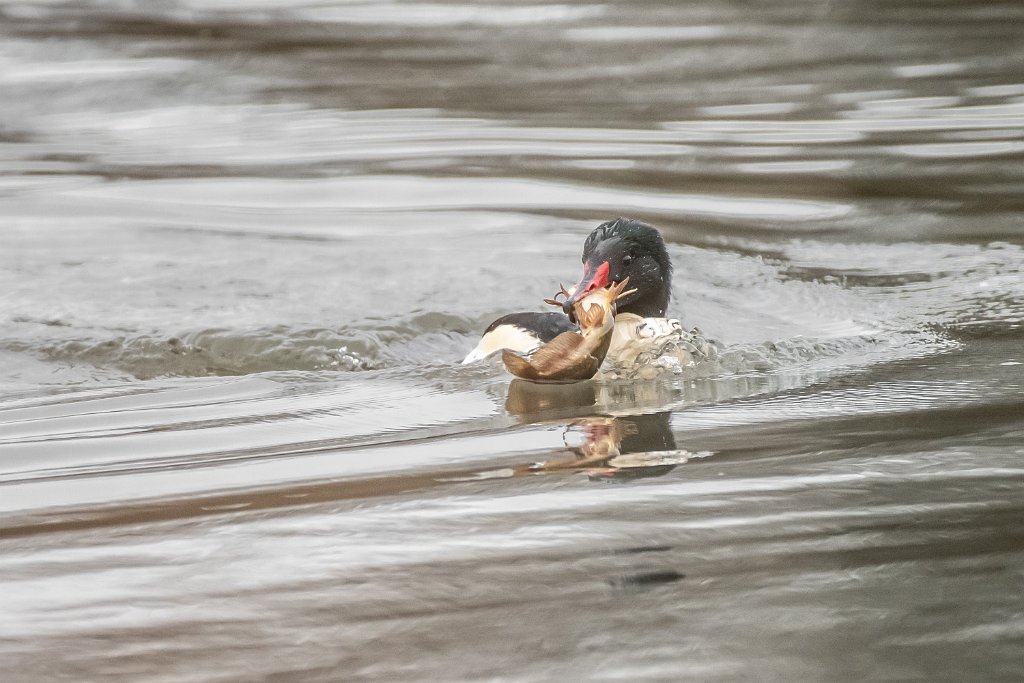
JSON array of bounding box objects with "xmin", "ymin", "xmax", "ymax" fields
[{"xmin": 502, "ymin": 279, "xmax": 632, "ymax": 382}]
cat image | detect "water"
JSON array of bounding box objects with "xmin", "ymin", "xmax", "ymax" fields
[{"xmin": 1, "ymin": 1, "xmax": 1023, "ymax": 680}]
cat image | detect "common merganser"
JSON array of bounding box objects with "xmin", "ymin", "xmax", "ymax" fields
[{"xmin": 463, "ymin": 218, "xmax": 716, "ymax": 378}]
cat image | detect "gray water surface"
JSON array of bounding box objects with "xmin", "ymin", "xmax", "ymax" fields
[{"xmin": 1, "ymin": 1, "xmax": 1023, "ymax": 681}]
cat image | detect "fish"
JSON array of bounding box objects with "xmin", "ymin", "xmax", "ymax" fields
[{"xmin": 501, "ymin": 277, "xmax": 635, "ymax": 382}]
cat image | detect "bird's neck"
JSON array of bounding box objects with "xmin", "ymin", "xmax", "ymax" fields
[{"xmin": 621, "ymin": 292, "xmax": 668, "ymax": 318}]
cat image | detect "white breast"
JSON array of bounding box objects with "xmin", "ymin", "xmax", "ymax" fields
[{"xmin": 601, "ymin": 313, "xmax": 717, "ymax": 379}]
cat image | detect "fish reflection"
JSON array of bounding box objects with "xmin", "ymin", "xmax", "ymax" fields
[
  {"xmin": 544, "ymin": 412, "xmax": 699, "ymax": 479},
  {"xmin": 504, "ymin": 379, "xmax": 710, "ymax": 478}
]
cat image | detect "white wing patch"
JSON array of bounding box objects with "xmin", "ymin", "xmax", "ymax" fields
[{"xmin": 462, "ymin": 324, "xmax": 542, "ymax": 364}]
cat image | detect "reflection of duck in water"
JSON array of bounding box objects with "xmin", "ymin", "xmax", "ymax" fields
[
  {"xmin": 463, "ymin": 218, "xmax": 716, "ymax": 379},
  {"xmin": 502, "ymin": 380, "xmax": 709, "ymax": 478}
]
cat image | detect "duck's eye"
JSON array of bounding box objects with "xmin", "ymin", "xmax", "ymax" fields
[{"xmin": 622, "ymin": 254, "xmax": 633, "ymax": 266}]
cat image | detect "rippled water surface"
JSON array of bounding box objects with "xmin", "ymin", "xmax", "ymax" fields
[{"xmin": 2, "ymin": 1, "xmax": 1023, "ymax": 680}]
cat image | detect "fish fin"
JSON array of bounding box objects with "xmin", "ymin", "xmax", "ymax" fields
[
  {"xmin": 575, "ymin": 302, "xmax": 605, "ymax": 330},
  {"xmin": 608, "ymin": 277, "xmax": 635, "ymax": 311},
  {"xmin": 502, "ymin": 350, "xmax": 541, "ymax": 380},
  {"xmin": 607, "ymin": 276, "xmax": 630, "ymax": 299}
]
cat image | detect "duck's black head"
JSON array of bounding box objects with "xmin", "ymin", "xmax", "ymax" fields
[{"xmin": 562, "ymin": 218, "xmax": 672, "ymax": 320}]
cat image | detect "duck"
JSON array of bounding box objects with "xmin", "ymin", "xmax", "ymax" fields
[{"xmin": 462, "ymin": 218, "xmax": 716, "ymax": 379}]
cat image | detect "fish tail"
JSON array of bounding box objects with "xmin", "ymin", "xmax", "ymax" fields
[{"xmin": 502, "ymin": 350, "xmax": 540, "ymax": 380}]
